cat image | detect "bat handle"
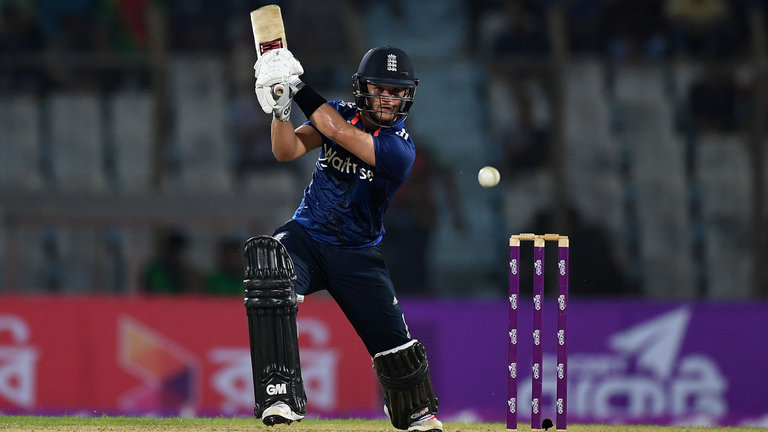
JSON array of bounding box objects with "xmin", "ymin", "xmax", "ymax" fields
[{"xmin": 272, "ymin": 84, "xmax": 285, "ymax": 97}]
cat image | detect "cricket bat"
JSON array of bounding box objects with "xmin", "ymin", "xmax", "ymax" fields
[{"xmin": 250, "ymin": 5, "xmax": 286, "ymax": 58}]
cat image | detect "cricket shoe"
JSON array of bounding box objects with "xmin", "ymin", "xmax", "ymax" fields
[
  {"xmin": 385, "ymin": 405, "xmax": 442, "ymax": 432},
  {"xmin": 407, "ymin": 413, "xmax": 443, "ymax": 432},
  {"xmin": 261, "ymin": 401, "xmax": 304, "ymax": 426}
]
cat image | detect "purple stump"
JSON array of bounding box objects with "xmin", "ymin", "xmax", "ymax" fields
[
  {"xmin": 531, "ymin": 237, "xmax": 544, "ymax": 431},
  {"xmin": 507, "ymin": 236, "xmax": 520, "ymax": 431},
  {"xmin": 556, "ymin": 237, "xmax": 569, "ymax": 431}
]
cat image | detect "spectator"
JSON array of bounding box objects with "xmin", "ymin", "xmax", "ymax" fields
[
  {"xmin": 566, "ymin": 0, "xmax": 606, "ymax": 54},
  {"xmin": 465, "ymin": 0, "xmax": 505, "ymax": 52},
  {"xmin": 282, "ymin": 0, "xmax": 361, "ymax": 90},
  {"xmin": 382, "ymin": 144, "xmax": 466, "ymax": 296},
  {"xmin": 141, "ymin": 229, "xmax": 203, "ymax": 294},
  {"xmin": 665, "ymin": 0, "xmax": 740, "ymax": 58},
  {"xmin": 0, "ymin": 3, "xmax": 42, "ymax": 53},
  {"xmin": 603, "ymin": 0, "xmax": 668, "ymax": 58},
  {"xmin": 94, "ymin": 0, "xmax": 153, "ymax": 90},
  {"xmin": 205, "ymin": 236, "xmax": 244, "ymax": 296},
  {"xmin": 492, "ymin": 0, "xmax": 549, "ymax": 57},
  {"xmin": 37, "ymin": 0, "xmax": 96, "ymax": 43},
  {"xmin": 524, "ymin": 206, "xmax": 636, "ymax": 298},
  {"xmin": 166, "ymin": 0, "xmax": 228, "ymax": 52},
  {"xmin": 0, "ymin": 3, "xmax": 44, "ymax": 92},
  {"xmin": 501, "ymin": 83, "xmax": 551, "ymax": 182},
  {"xmin": 101, "ymin": 0, "xmax": 151, "ymax": 54},
  {"xmin": 40, "ymin": 0, "xmax": 116, "ymax": 90}
]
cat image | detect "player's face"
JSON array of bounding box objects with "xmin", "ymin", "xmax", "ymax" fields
[{"xmin": 366, "ymin": 84, "xmax": 407, "ymax": 124}]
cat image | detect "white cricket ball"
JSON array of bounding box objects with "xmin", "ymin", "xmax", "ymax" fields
[{"xmin": 478, "ymin": 166, "xmax": 500, "ymax": 188}]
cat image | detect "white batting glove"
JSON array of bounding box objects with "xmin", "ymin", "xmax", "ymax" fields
[
  {"xmin": 254, "ymin": 48, "xmax": 304, "ymax": 83},
  {"xmin": 255, "ymin": 76, "xmax": 305, "ymax": 122},
  {"xmin": 254, "ymin": 49, "xmax": 304, "ymax": 114}
]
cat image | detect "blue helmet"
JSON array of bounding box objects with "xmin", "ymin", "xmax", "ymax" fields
[{"xmin": 352, "ymin": 46, "xmax": 419, "ymax": 125}]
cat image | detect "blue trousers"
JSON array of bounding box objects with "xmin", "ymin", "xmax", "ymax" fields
[{"xmin": 274, "ymin": 220, "xmax": 411, "ymax": 356}]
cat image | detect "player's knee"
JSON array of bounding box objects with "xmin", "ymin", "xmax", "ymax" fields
[{"xmin": 244, "ymin": 235, "xmax": 296, "ymax": 282}]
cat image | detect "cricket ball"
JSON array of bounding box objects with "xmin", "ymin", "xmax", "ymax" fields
[{"xmin": 478, "ymin": 166, "xmax": 500, "ymax": 188}]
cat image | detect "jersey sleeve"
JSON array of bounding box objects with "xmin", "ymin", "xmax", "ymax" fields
[{"xmin": 374, "ymin": 129, "xmax": 415, "ymax": 181}]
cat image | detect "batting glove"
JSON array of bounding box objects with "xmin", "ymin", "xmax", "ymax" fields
[
  {"xmin": 254, "ymin": 48, "xmax": 304, "ymax": 115},
  {"xmin": 256, "ymin": 76, "xmax": 305, "ymax": 122}
]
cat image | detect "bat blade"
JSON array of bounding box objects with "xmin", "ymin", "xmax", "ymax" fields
[{"xmin": 250, "ymin": 5, "xmax": 286, "ymax": 58}]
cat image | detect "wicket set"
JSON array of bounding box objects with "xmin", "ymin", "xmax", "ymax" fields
[{"xmin": 508, "ymin": 234, "xmax": 568, "ymax": 432}]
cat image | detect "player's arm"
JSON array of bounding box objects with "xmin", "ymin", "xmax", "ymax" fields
[
  {"xmin": 254, "ymin": 49, "xmax": 375, "ymax": 165},
  {"xmin": 305, "ymin": 103, "xmax": 375, "ymax": 165},
  {"xmin": 277, "ymin": 76, "xmax": 376, "ymax": 165},
  {"xmin": 271, "ymin": 121, "xmax": 321, "ymax": 162},
  {"xmin": 270, "ymin": 107, "xmax": 374, "ymax": 164},
  {"xmin": 252, "ymin": 49, "xmax": 318, "ymax": 161}
]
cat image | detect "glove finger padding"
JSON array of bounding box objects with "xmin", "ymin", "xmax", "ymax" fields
[
  {"xmin": 255, "ymin": 81, "xmax": 295, "ymax": 119},
  {"xmin": 255, "ymin": 83, "xmax": 281, "ymax": 114},
  {"xmin": 253, "ymin": 49, "xmax": 304, "ymax": 117},
  {"xmin": 254, "ymin": 48, "xmax": 304, "ymax": 87}
]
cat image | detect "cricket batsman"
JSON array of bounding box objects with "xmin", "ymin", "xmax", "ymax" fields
[{"xmin": 242, "ymin": 45, "xmax": 443, "ymax": 432}]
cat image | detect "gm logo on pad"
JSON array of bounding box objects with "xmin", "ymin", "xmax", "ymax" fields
[{"xmin": 266, "ymin": 383, "xmax": 287, "ymax": 395}]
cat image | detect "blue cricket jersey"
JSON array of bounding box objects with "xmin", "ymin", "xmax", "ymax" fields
[{"xmin": 292, "ymin": 100, "xmax": 415, "ymax": 247}]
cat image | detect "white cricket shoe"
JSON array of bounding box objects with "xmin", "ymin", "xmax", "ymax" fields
[
  {"xmin": 261, "ymin": 401, "xmax": 304, "ymax": 426},
  {"xmin": 407, "ymin": 413, "xmax": 443, "ymax": 432},
  {"xmin": 384, "ymin": 405, "xmax": 442, "ymax": 432}
]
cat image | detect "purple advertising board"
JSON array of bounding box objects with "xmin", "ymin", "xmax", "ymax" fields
[
  {"xmin": 401, "ymin": 299, "xmax": 768, "ymax": 428},
  {"xmin": 1, "ymin": 296, "xmax": 765, "ymax": 427}
]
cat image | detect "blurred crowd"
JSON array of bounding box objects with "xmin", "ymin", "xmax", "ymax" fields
[
  {"xmin": 478, "ymin": 0, "xmax": 753, "ymax": 60},
  {"xmin": 0, "ymin": 0, "xmax": 362, "ymax": 92},
  {"xmin": 1, "ymin": 0, "xmax": 765, "ymax": 299},
  {"xmin": 482, "ymin": 0, "xmax": 759, "ymax": 175},
  {"xmin": 2, "ymin": 0, "xmax": 758, "ymax": 88}
]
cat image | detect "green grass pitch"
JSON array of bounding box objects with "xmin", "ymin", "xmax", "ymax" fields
[{"xmin": 1, "ymin": 416, "xmax": 766, "ymax": 431}]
